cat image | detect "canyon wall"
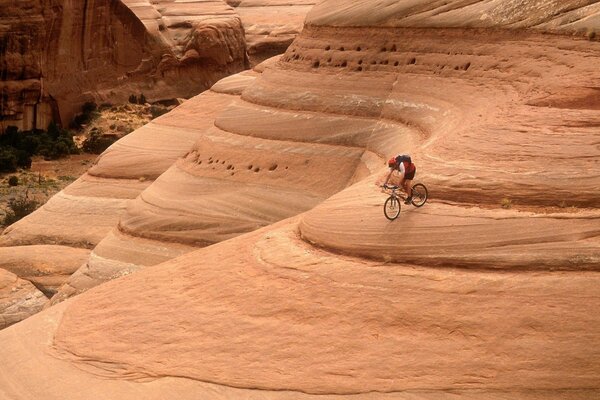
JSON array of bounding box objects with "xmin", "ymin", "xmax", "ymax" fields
[{"xmin": 0, "ymin": 0, "xmax": 312, "ymax": 133}]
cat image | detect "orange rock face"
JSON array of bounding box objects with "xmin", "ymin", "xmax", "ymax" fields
[{"xmin": 0, "ymin": 0, "xmax": 599, "ymax": 398}]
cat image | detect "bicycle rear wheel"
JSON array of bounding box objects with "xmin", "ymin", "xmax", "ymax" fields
[
  {"xmin": 384, "ymin": 196, "xmax": 401, "ymax": 220},
  {"xmin": 411, "ymin": 183, "xmax": 428, "ymax": 207}
]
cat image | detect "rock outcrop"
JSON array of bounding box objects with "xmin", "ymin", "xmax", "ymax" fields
[
  {"xmin": 0, "ymin": 0, "xmax": 599, "ymax": 398},
  {"xmin": 0, "ymin": 268, "xmax": 46, "ymax": 329},
  {"xmin": 0, "ymin": 245, "xmax": 89, "ymax": 297},
  {"xmin": 0, "ymin": 0, "xmax": 314, "ymax": 133},
  {"xmin": 227, "ymin": 0, "xmax": 317, "ymax": 64}
]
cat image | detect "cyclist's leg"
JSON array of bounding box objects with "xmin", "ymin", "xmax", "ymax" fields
[
  {"xmin": 404, "ymin": 166, "xmax": 416, "ymax": 199},
  {"xmin": 403, "ymin": 179, "xmax": 413, "ymax": 198}
]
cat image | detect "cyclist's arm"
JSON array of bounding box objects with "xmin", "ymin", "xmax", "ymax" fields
[{"xmin": 382, "ymin": 168, "xmax": 394, "ymax": 186}]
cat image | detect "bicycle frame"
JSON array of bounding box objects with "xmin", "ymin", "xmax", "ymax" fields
[{"xmin": 382, "ymin": 185, "xmax": 408, "ymax": 201}]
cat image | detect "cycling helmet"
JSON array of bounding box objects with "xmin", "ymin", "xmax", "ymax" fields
[{"xmin": 388, "ymin": 157, "xmax": 397, "ymax": 168}]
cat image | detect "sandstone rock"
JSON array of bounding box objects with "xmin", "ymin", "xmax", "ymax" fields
[
  {"xmin": 0, "ymin": 0, "xmax": 314, "ymax": 133},
  {"xmin": 0, "ymin": 245, "xmax": 89, "ymax": 296},
  {"xmin": 0, "ymin": 0, "xmax": 248, "ymax": 132},
  {"xmin": 228, "ymin": 0, "xmax": 317, "ymax": 65},
  {"xmin": 47, "ymin": 0, "xmax": 600, "ymax": 303},
  {"xmin": 0, "ymin": 268, "xmax": 47, "ymax": 330},
  {"xmin": 1, "ymin": 1, "xmax": 600, "ymax": 398}
]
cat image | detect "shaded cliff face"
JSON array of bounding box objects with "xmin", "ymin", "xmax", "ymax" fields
[
  {"xmin": 0, "ymin": 0, "xmax": 57, "ymax": 131},
  {"xmin": 0, "ymin": 0, "xmax": 248, "ymax": 132},
  {"xmin": 0, "ymin": 0, "xmax": 315, "ymax": 133}
]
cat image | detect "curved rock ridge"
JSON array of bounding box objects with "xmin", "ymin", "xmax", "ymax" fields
[
  {"xmin": 306, "ymin": 0, "xmax": 600, "ymax": 33},
  {"xmin": 281, "ymin": 25, "xmax": 600, "ymax": 206},
  {"xmin": 0, "ymin": 83, "xmax": 244, "ymax": 249},
  {"xmin": 0, "ymin": 302, "xmax": 596, "ymax": 400},
  {"xmin": 299, "ymin": 177, "xmax": 600, "ymax": 269},
  {"xmin": 0, "ymin": 246, "xmax": 89, "ymax": 297},
  {"xmin": 1, "ymin": 71, "xmax": 257, "ymax": 307},
  {"xmin": 49, "ymin": 55, "xmax": 415, "ymax": 302},
  {"xmin": 43, "ymin": 69, "xmax": 261, "ymax": 303},
  {"xmin": 45, "ymin": 220, "xmax": 600, "ymax": 395}
]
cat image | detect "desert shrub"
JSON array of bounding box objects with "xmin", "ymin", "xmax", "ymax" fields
[
  {"xmin": 82, "ymin": 129, "xmax": 117, "ymax": 154},
  {"xmin": 587, "ymin": 30, "xmax": 596, "ymax": 40},
  {"xmin": 129, "ymin": 94, "xmax": 138, "ymax": 104},
  {"xmin": 150, "ymin": 105, "xmax": 168, "ymax": 119},
  {"xmin": 0, "ymin": 124, "xmax": 78, "ymax": 168},
  {"xmin": 2, "ymin": 191, "xmax": 40, "ymax": 226},
  {"xmin": 139, "ymin": 93, "xmax": 147, "ymax": 104},
  {"xmin": 20, "ymin": 134, "xmax": 41, "ymax": 154},
  {"xmin": 37, "ymin": 124, "xmax": 79, "ymax": 160},
  {"xmin": 8, "ymin": 176, "xmax": 19, "ymax": 186},
  {"xmin": 501, "ymin": 198, "xmax": 512, "ymax": 209},
  {"xmin": 39, "ymin": 139, "xmax": 70, "ymax": 160},
  {"xmin": 82, "ymin": 101, "xmax": 97, "ymax": 114},
  {"xmin": 15, "ymin": 149, "xmax": 32, "ymax": 168},
  {"xmin": 70, "ymin": 102, "xmax": 99, "ymax": 130},
  {"xmin": 0, "ymin": 147, "xmax": 18, "ymax": 172},
  {"xmin": 0, "ymin": 126, "xmax": 20, "ymax": 147}
]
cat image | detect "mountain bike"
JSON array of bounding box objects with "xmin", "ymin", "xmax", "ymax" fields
[{"xmin": 381, "ymin": 183, "xmax": 428, "ymax": 220}]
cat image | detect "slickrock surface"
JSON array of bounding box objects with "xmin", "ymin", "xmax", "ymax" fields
[
  {"xmin": 0, "ymin": 246, "xmax": 89, "ymax": 296},
  {"xmin": 0, "ymin": 77, "xmax": 253, "ymax": 305},
  {"xmin": 0, "ymin": 0, "xmax": 599, "ymax": 398},
  {"xmin": 0, "ymin": 269, "xmax": 47, "ymax": 329},
  {"xmin": 0, "ymin": 221, "xmax": 598, "ymax": 399}
]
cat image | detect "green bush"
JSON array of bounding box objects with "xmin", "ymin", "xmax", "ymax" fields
[
  {"xmin": 150, "ymin": 105, "xmax": 168, "ymax": 119},
  {"xmin": 2, "ymin": 191, "xmax": 40, "ymax": 226},
  {"xmin": 37, "ymin": 126, "xmax": 79, "ymax": 160},
  {"xmin": 8, "ymin": 176, "xmax": 19, "ymax": 186},
  {"xmin": 82, "ymin": 129, "xmax": 117, "ymax": 154},
  {"xmin": 82, "ymin": 101, "xmax": 97, "ymax": 114},
  {"xmin": 70, "ymin": 102, "xmax": 99, "ymax": 130},
  {"xmin": 15, "ymin": 149, "xmax": 32, "ymax": 168},
  {"xmin": 0, "ymin": 147, "xmax": 18, "ymax": 173},
  {"xmin": 0, "ymin": 126, "xmax": 20, "ymax": 147},
  {"xmin": 0, "ymin": 123, "xmax": 78, "ymax": 170}
]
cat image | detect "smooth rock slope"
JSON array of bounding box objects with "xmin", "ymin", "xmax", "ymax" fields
[{"xmin": 0, "ymin": 0, "xmax": 599, "ymax": 399}]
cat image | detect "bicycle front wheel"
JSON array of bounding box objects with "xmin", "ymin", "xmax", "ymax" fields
[
  {"xmin": 411, "ymin": 183, "xmax": 428, "ymax": 207},
  {"xmin": 384, "ymin": 196, "xmax": 401, "ymax": 220}
]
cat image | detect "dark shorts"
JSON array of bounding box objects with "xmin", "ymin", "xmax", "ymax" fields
[{"xmin": 405, "ymin": 166, "xmax": 416, "ymax": 181}]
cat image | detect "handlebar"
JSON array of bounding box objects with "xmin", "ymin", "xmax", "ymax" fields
[{"xmin": 381, "ymin": 184, "xmax": 399, "ymax": 190}]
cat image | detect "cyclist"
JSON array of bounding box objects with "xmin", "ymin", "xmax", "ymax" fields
[{"xmin": 382, "ymin": 154, "xmax": 416, "ymax": 204}]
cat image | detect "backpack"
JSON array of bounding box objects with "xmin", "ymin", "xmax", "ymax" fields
[{"xmin": 395, "ymin": 154, "xmax": 412, "ymax": 165}]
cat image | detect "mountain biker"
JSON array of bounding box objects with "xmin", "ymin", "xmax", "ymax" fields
[{"xmin": 382, "ymin": 154, "xmax": 416, "ymax": 204}]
